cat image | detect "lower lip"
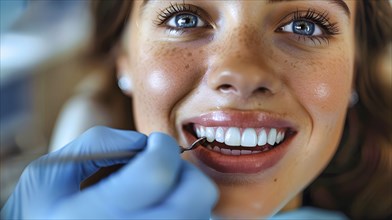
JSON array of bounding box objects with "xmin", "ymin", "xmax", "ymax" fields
[{"xmin": 185, "ymin": 133, "xmax": 292, "ymax": 174}]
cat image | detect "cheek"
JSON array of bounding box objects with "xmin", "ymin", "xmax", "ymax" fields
[
  {"xmin": 288, "ymin": 55, "xmax": 353, "ymax": 121},
  {"xmin": 129, "ymin": 44, "xmax": 203, "ymax": 133},
  {"xmin": 279, "ymin": 53, "xmax": 354, "ymax": 170},
  {"xmin": 286, "ymin": 54, "xmax": 353, "ymax": 172}
]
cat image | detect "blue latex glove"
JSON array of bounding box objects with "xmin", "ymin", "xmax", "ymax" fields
[{"xmin": 1, "ymin": 126, "xmax": 218, "ymax": 219}]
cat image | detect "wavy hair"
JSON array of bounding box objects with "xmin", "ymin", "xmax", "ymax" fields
[{"xmin": 306, "ymin": 1, "xmax": 392, "ymax": 219}]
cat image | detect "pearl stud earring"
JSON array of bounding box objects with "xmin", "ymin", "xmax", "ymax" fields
[{"xmin": 117, "ymin": 75, "xmax": 132, "ymax": 92}]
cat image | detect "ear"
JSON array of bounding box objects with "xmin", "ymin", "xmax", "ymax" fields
[{"xmin": 116, "ymin": 54, "xmax": 133, "ymax": 96}]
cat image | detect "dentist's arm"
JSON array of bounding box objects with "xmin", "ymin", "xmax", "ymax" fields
[{"xmin": 1, "ymin": 126, "xmax": 218, "ymax": 219}]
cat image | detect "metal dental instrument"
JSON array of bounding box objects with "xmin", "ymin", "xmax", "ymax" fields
[
  {"xmin": 179, "ymin": 137, "xmax": 206, "ymax": 153},
  {"xmin": 49, "ymin": 137, "xmax": 207, "ymax": 163}
]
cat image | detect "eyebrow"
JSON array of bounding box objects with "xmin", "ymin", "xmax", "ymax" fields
[{"xmin": 268, "ymin": 0, "xmax": 350, "ymax": 17}]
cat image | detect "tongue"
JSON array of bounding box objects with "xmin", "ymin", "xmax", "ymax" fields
[{"xmin": 203, "ymin": 141, "xmax": 274, "ymax": 151}]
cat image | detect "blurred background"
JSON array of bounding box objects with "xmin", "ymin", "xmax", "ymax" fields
[{"xmin": 1, "ymin": 0, "xmax": 92, "ymax": 206}]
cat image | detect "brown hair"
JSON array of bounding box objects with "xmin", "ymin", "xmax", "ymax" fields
[
  {"xmin": 306, "ymin": 1, "xmax": 392, "ymax": 219},
  {"xmin": 87, "ymin": 1, "xmax": 392, "ymax": 219},
  {"xmin": 90, "ymin": 0, "xmax": 133, "ymax": 58}
]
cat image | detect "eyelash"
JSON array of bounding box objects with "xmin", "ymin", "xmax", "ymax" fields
[
  {"xmin": 279, "ymin": 9, "xmax": 340, "ymax": 44},
  {"xmin": 154, "ymin": 2, "xmax": 204, "ymax": 26}
]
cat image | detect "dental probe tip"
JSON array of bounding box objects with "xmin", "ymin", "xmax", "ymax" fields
[{"xmin": 180, "ymin": 137, "xmax": 207, "ymax": 153}]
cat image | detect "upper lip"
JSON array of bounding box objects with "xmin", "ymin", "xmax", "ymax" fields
[{"xmin": 181, "ymin": 110, "xmax": 297, "ymax": 129}]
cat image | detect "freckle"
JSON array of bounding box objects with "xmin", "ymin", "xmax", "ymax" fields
[
  {"xmin": 274, "ymin": 178, "xmax": 277, "ymax": 182},
  {"xmin": 172, "ymin": 48, "xmax": 177, "ymax": 52},
  {"xmin": 185, "ymin": 64, "xmax": 190, "ymax": 69},
  {"xmin": 187, "ymin": 52, "xmax": 192, "ymax": 57},
  {"xmin": 199, "ymin": 49, "xmax": 203, "ymax": 53}
]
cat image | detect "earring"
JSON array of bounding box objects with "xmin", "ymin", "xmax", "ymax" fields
[
  {"xmin": 349, "ymin": 90, "xmax": 359, "ymax": 107},
  {"xmin": 117, "ymin": 75, "xmax": 132, "ymax": 92}
]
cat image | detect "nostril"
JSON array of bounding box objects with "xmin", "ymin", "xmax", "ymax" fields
[
  {"xmin": 256, "ymin": 87, "xmax": 271, "ymax": 94},
  {"xmin": 218, "ymin": 84, "xmax": 236, "ymax": 93}
]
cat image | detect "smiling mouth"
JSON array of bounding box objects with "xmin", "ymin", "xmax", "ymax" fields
[
  {"xmin": 181, "ymin": 111, "xmax": 297, "ymax": 173},
  {"xmin": 184, "ymin": 124, "xmax": 293, "ymax": 155}
]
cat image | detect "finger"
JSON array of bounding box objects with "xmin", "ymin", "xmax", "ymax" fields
[
  {"xmin": 61, "ymin": 126, "xmax": 147, "ymax": 158},
  {"xmin": 69, "ymin": 132, "xmax": 182, "ymax": 213},
  {"xmin": 161, "ymin": 161, "xmax": 219, "ymax": 218},
  {"xmin": 52, "ymin": 126, "xmax": 147, "ymax": 177},
  {"xmin": 28, "ymin": 127, "xmax": 147, "ymax": 192}
]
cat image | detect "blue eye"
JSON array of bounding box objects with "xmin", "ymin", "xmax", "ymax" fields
[
  {"xmin": 167, "ymin": 13, "xmax": 206, "ymax": 28},
  {"xmin": 293, "ymin": 20, "xmax": 315, "ymax": 35},
  {"xmin": 280, "ymin": 20, "xmax": 322, "ymax": 36}
]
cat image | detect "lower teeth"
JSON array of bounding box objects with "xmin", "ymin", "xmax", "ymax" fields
[{"xmin": 207, "ymin": 145, "xmax": 266, "ymax": 155}]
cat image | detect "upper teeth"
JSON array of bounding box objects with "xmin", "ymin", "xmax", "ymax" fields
[{"xmin": 195, "ymin": 125, "xmax": 285, "ymax": 147}]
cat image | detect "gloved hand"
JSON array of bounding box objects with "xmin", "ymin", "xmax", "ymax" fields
[{"xmin": 1, "ymin": 126, "xmax": 218, "ymax": 219}]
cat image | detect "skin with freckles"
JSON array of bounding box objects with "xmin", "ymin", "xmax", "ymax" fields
[{"xmin": 118, "ymin": 0, "xmax": 356, "ymax": 218}]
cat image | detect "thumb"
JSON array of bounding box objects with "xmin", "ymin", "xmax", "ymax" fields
[{"xmin": 58, "ymin": 132, "xmax": 182, "ymax": 217}]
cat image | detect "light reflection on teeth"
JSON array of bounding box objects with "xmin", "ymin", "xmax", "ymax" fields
[{"xmin": 194, "ymin": 125, "xmax": 286, "ymax": 147}]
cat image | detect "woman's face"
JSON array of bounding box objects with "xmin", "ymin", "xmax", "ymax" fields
[{"xmin": 120, "ymin": 0, "xmax": 356, "ymax": 218}]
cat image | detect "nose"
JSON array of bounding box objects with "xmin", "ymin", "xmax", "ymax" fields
[
  {"xmin": 206, "ymin": 23, "xmax": 282, "ymax": 99},
  {"xmin": 207, "ymin": 54, "xmax": 282, "ymax": 99}
]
